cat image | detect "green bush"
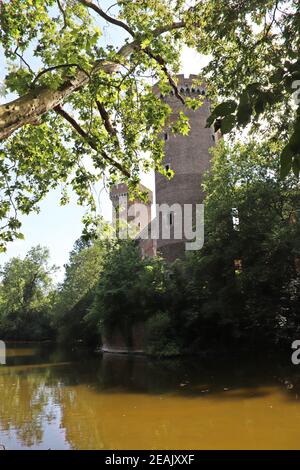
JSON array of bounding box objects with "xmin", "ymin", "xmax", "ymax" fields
[{"xmin": 146, "ymin": 312, "xmax": 180, "ymax": 357}]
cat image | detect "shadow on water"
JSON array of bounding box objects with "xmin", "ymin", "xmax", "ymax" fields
[
  {"xmin": 3, "ymin": 342, "xmax": 300, "ymax": 401},
  {"xmin": 91, "ymin": 351, "xmax": 300, "ymax": 402}
]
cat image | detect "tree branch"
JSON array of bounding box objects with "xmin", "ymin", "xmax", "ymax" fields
[
  {"xmin": 96, "ymin": 100, "xmax": 117, "ymax": 137},
  {"xmin": 54, "ymin": 105, "xmax": 130, "ymax": 177},
  {"xmin": 78, "ymin": 0, "xmax": 135, "ymax": 37},
  {"xmin": 0, "ymin": 41, "xmax": 137, "ymax": 140},
  {"xmin": 56, "ymin": 0, "xmax": 68, "ymax": 30},
  {"xmin": 144, "ymin": 48, "xmax": 185, "ymax": 104},
  {"xmin": 0, "ymin": 15, "xmax": 191, "ymax": 140},
  {"xmin": 13, "ymin": 46, "xmax": 34, "ymax": 74},
  {"xmin": 265, "ymin": 0, "xmax": 279, "ymax": 37},
  {"xmin": 150, "ymin": 21, "xmax": 186, "ymax": 37},
  {"xmin": 31, "ymin": 63, "xmax": 90, "ymax": 87}
]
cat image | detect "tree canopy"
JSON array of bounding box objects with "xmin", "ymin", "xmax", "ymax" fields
[
  {"xmin": 0, "ymin": 0, "xmax": 299, "ymax": 247},
  {"xmin": 0, "ymin": 245, "xmax": 57, "ymax": 340},
  {"xmin": 54, "ymin": 236, "xmax": 107, "ymax": 343}
]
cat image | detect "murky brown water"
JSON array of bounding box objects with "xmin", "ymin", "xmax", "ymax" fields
[{"xmin": 1, "ymin": 343, "xmax": 300, "ymax": 449}]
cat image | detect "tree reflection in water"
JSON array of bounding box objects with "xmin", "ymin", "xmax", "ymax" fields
[{"xmin": 0, "ymin": 368, "xmax": 55, "ymax": 447}]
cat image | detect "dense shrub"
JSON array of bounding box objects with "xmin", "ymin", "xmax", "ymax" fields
[
  {"xmin": 170, "ymin": 141, "xmax": 300, "ymax": 350},
  {"xmin": 146, "ymin": 312, "xmax": 181, "ymax": 357}
]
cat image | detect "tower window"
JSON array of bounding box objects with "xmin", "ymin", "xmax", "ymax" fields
[{"xmin": 169, "ymin": 212, "xmax": 174, "ymax": 226}]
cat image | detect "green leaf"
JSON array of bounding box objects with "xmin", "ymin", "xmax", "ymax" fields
[
  {"xmin": 206, "ymin": 100, "xmax": 237, "ymax": 128},
  {"xmin": 213, "ymin": 100, "xmax": 237, "ymax": 117},
  {"xmin": 171, "ymin": 111, "xmax": 190, "ymax": 135},
  {"xmin": 237, "ymin": 92, "xmax": 252, "ymax": 126},
  {"xmin": 206, "ymin": 114, "xmax": 215, "ymax": 128},
  {"xmin": 221, "ymin": 114, "xmax": 236, "ymax": 134}
]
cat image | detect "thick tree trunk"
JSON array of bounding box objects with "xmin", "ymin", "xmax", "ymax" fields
[
  {"xmin": 0, "ymin": 71, "xmax": 89, "ymax": 140},
  {"xmin": 0, "ymin": 44, "xmax": 134, "ymax": 141}
]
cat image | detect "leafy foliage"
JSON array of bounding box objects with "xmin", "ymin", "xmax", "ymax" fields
[
  {"xmin": 181, "ymin": 140, "xmax": 300, "ymax": 349},
  {"xmin": 146, "ymin": 312, "xmax": 180, "ymax": 357},
  {"xmin": 0, "ymin": 246, "xmax": 57, "ymax": 340},
  {"xmin": 54, "ymin": 236, "xmax": 107, "ymax": 344},
  {"xmin": 0, "ymin": 0, "xmax": 206, "ymax": 247},
  {"xmin": 198, "ymin": 0, "xmax": 300, "ymax": 177},
  {"xmin": 86, "ymin": 140, "xmax": 300, "ymax": 353}
]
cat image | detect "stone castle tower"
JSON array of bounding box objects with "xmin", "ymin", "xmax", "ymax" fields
[
  {"xmin": 110, "ymin": 74, "xmax": 218, "ymax": 262},
  {"xmin": 154, "ymin": 74, "xmax": 218, "ymax": 261}
]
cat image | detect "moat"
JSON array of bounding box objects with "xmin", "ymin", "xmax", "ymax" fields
[{"xmin": 1, "ymin": 343, "xmax": 300, "ymax": 450}]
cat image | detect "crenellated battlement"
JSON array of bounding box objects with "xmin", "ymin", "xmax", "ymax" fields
[{"xmin": 155, "ymin": 74, "xmax": 206, "ymax": 98}]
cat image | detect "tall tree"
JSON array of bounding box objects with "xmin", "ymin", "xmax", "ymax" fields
[
  {"xmin": 184, "ymin": 140, "xmax": 300, "ymax": 347},
  {"xmin": 0, "ymin": 245, "xmax": 57, "ymax": 339},
  {"xmin": 54, "ymin": 237, "xmax": 107, "ymax": 343}
]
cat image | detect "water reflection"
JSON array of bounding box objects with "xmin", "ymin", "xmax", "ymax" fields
[{"xmin": 1, "ymin": 344, "xmax": 300, "ymax": 449}]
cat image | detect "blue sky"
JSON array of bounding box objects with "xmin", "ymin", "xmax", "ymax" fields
[{"xmin": 0, "ymin": 3, "xmax": 207, "ymax": 282}]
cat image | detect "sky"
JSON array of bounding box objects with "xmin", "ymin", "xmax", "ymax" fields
[{"xmin": 0, "ymin": 5, "xmax": 209, "ymax": 282}]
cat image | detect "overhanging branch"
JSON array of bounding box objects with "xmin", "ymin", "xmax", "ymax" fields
[
  {"xmin": 55, "ymin": 105, "xmax": 130, "ymax": 177},
  {"xmin": 0, "ymin": 13, "xmax": 192, "ymax": 140},
  {"xmin": 96, "ymin": 100, "xmax": 117, "ymax": 137},
  {"xmin": 0, "ymin": 41, "xmax": 137, "ymax": 140},
  {"xmin": 31, "ymin": 63, "xmax": 90, "ymax": 87},
  {"xmin": 144, "ymin": 48, "xmax": 185, "ymax": 105},
  {"xmin": 78, "ymin": 0, "xmax": 135, "ymax": 37}
]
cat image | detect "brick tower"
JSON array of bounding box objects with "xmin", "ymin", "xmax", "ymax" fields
[
  {"xmin": 110, "ymin": 182, "xmax": 156, "ymax": 257},
  {"xmin": 154, "ymin": 74, "xmax": 218, "ymax": 262}
]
